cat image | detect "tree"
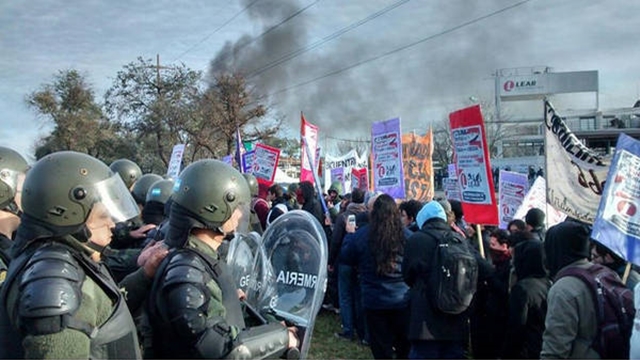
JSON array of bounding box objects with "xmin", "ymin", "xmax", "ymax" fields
[
  {"xmin": 26, "ymin": 70, "xmax": 117, "ymax": 159},
  {"xmin": 105, "ymin": 57, "xmax": 202, "ymax": 172}
]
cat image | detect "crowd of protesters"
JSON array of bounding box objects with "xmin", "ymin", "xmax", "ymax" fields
[{"xmin": 1, "ymin": 145, "xmax": 640, "ymax": 359}]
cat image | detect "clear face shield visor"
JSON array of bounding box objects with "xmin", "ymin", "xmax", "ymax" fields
[
  {"xmin": 92, "ymin": 174, "xmax": 140, "ymax": 223},
  {"xmin": 232, "ymin": 202, "xmax": 251, "ymax": 236},
  {"xmin": 0, "ymin": 168, "xmax": 23, "ymax": 194}
]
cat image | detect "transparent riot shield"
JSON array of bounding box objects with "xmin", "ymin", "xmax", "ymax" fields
[
  {"xmin": 226, "ymin": 231, "xmax": 264, "ymax": 297},
  {"xmin": 246, "ymin": 210, "xmax": 328, "ymax": 359}
]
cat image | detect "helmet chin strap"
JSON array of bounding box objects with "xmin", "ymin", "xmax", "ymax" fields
[
  {"xmin": 73, "ymin": 225, "xmax": 116, "ymax": 257},
  {"xmin": 3, "ymin": 201, "xmax": 22, "ymax": 217}
]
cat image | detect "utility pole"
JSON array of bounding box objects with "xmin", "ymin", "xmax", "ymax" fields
[{"xmin": 147, "ymin": 54, "xmax": 173, "ymax": 95}]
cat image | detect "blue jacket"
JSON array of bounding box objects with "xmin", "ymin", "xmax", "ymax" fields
[{"xmin": 340, "ymin": 224, "xmax": 410, "ymax": 310}]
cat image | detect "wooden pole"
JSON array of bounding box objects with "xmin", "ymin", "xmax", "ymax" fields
[
  {"xmin": 622, "ymin": 262, "xmax": 632, "ymax": 285},
  {"xmin": 476, "ymin": 224, "xmax": 485, "ymax": 259}
]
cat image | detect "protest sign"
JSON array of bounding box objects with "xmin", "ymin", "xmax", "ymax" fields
[
  {"xmin": 252, "ymin": 143, "xmax": 280, "ymax": 184},
  {"xmin": 545, "ymin": 100, "xmax": 610, "ymax": 224},
  {"xmin": 443, "ymin": 177, "xmax": 462, "ymax": 202},
  {"xmin": 498, "ymin": 170, "xmax": 528, "ymax": 229},
  {"xmin": 324, "ymin": 149, "xmax": 368, "ymax": 192},
  {"xmin": 402, "ymin": 129, "xmax": 434, "ymax": 202},
  {"xmin": 592, "ymin": 133, "xmax": 640, "ymax": 265},
  {"xmin": 449, "ymin": 105, "xmax": 498, "ymax": 225},
  {"xmin": 371, "ymin": 117, "xmax": 405, "ymax": 199},
  {"xmin": 513, "ymin": 176, "xmax": 567, "ymax": 227},
  {"xmin": 166, "ymin": 144, "xmax": 186, "ymax": 179}
]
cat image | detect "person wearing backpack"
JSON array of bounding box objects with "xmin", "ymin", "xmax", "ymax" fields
[
  {"xmin": 541, "ymin": 221, "xmax": 635, "ymax": 359},
  {"xmin": 402, "ymin": 201, "xmax": 478, "ymax": 359}
]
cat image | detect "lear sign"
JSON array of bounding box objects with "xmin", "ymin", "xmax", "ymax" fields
[{"xmin": 499, "ymin": 70, "xmax": 598, "ymax": 100}]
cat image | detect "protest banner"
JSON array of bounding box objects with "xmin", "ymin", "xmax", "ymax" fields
[
  {"xmin": 324, "ymin": 149, "xmax": 368, "ymax": 192},
  {"xmin": 166, "ymin": 143, "xmax": 186, "ymax": 179},
  {"xmin": 222, "ymin": 155, "xmax": 233, "ymax": 166},
  {"xmin": 498, "ymin": 170, "xmax": 529, "ymax": 229},
  {"xmin": 545, "ymin": 100, "xmax": 610, "ymax": 224},
  {"xmin": 592, "ymin": 133, "xmax": 640, "ymax": 265},
  {"xmin": 252, "ymin": 143, "xmax": 281, "ymax": 184},
  {"xmin": 351, "ymin": 167, "xmax": 369, "ymax": 192},
  {"xmin": 448, "ymin": 163, "xmax": 457, "ymax": 179},
  {"xmin": 242, "ymin": 150, "xmax": 255, "ymax": 174},
  {"xmin": 513, "ymin": 176, "xmax": 567, "ymax": 227},
  {"xmin": 443, "ymin": 177, "xmax": 462, "ymax": 202},
  {"xmin": 330, "ymin": 167, "xmax": 345, "ymax": 193},
  {"xmin": 300, "ymin": 113, "xmax": 319, "ymax": 183},
  {"xmin": 402, "ymin": 129, "xmax": 434, "ymax": 202},
  {"xmin": 371, "ymin": 117, "xmax": 405, "ymax": 199},
  {"xmin": 449, "ymin": 105, "xmax": 498, "ymax": 225}
]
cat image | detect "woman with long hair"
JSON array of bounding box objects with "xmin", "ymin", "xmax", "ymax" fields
[{"xmin": 341, "ymin": 194, "xmax": 410, "ymax": 359}]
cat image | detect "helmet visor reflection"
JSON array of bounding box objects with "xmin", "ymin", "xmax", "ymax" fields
[{"xmin": 93, "ymin": 174, "xmax": 140, "ymax": 223}]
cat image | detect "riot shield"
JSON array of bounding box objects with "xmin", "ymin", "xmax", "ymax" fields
[
  {"xmin": 247, "ymin": 210, "xmax": 328, "ymax": 359},
  {"xmin": 226, "ymin": 231, "xmax": 264, "ymax": 297}
]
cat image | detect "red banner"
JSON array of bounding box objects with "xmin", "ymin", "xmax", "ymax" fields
[
  {"xmin": 449, "ymin": 105, "xmax": 498, "ymax": 225},
  {"xmin": 300, "ymin": 113, "xmax": 319, "ymax": 183},
  {"xmin": 252, "ymin": 143, "xmax": 281, "ymax": 185}
]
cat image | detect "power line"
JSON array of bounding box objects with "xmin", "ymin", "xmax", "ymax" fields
[
  {"xmin": 269, "ymin": 0, "xmax": 532, "ymax": 96},
  {"xmin": 172, "ymin": 0, "xmax": 261, "ymax": 62},
  {"xmin": 247, "ymin": 0, "xmax": 410, "ymax": 79},
  {"xmin": 234, "ymin": 0, "xmax": 319, "ymax": 54}
]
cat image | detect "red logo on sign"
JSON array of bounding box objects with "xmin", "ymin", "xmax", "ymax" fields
[{"xmin": 503, "ymin": 80, "xmax": 515, "ymax": 92}]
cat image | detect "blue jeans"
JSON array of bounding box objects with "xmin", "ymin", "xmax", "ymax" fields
[
  {"xmin": 409, "ymin": 340, "xmax": 465, "ymax": 359},
  {"xmin": 338, "ymin": 264, "xmax": 365, "ymax": 339}
]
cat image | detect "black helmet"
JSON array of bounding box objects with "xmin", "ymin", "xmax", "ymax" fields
[
  {"xmin": 20, "ymin": 151, "xmax": 139, "ymax": 232},
  {"xmin": 243, "ymin": 173, "xmax": 259, "ymax": 197},
  {"xmin": 145, "ymin": 179, "xmax": 174, "ymax": 205},
  {"xmin": 110, "ymin": 159, "xmax": 142, "ymax": 189},
  {"xmin": 0, "ymin": 146, "xmax": 29, "ymax": 210},
  {"xmin": 131, "ymin": 173, "xmax": 163, "ymax": 205},
  {"xmin": 173, "ymin": 159, "xmax": 250, "ymax": 227}
]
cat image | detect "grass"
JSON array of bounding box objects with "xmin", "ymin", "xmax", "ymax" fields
[{"xmin": 307, "ymin": 310, "xmax": 373, "ymax": 359}]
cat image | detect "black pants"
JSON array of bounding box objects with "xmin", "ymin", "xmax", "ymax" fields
[{"xmin": 364, "ymin": 306, "xmax": 410, "ymax": 359}]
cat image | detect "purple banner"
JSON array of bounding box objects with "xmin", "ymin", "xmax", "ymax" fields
[
  {"xmin": 498, "ymin": 170, "xmax": 528, "ymax": 229},
  {"xmin": 371, "ymin": 117, "xmax": 405, "ymax": 199},
  {"xmin": 242, "ymin": 150, "xmax": 255, "ymax": 174},
  {"xmin": 330, "ymin": 167, "xmax": 345, "ymax": 194}
]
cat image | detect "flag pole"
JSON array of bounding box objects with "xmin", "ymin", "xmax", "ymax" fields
[
  {"xmin": 302, "ymin": 135, "xmax": 330, "ymax": 217},
  {"xmin": 476, "ymin": 224, "xmax": 486, "ymax": 259},
  {"xmin": 622, "ymin": 262, "xmax": 632, "ymax": 285}
]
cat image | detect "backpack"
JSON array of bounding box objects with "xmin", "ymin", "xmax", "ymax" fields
[
  {"xmin": 557, "ymin": 263, "xmax": 635, "ymax": 359},
  {"xmin": 423, "ymin": 229, "xmax": 478, "ymax": 315}
]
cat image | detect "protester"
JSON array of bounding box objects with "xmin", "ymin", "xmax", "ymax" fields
[
  {"xmin": 438, "ymin": 198, "xmax": 466, "ymax": 237},
  {"xmin": 297, "ymin": 181, "xmax": 324, "ymax": 225},
  {"xmin": 525, "ymin": 207, "xmax": 546, "ymax": 241},
  {"xmin": 146, "ymin": 159, "xmax": 298, "ymax": 359},
  {"xmin": 330, "ymin": 188, "xmax": 368, "ymax": 343},
  {"xmin": 541, "ymin": 221, "xmax": 597, "ymax": 358},
  {"xmin": 341, "ymin": 194, "xmax": 410, "ymax": 359},
  {"xmin": 0, "ymin": 151, "xmax": 166, "ymax": 359},
  {"xmin": 507, "ymin": 218, "xmax": 526, "ymax": 233},
  {"xmin": 591, "ymin": 240, "xmax": 640, "ymax": 290},
  {"xmin": 0, "ymin": 146, "xmax": 28, "ymax": 285},
  {"xmin": 403, "ymin": 201, "xmax": 475, "ymax": 359},
  {"xmin": 398, "ymin": 199, "xmax": 423, "ymax": 232},
  {"xmin": 265, "ymin": 183, "xmax": 291, "ymax": 227},
  {"xmin": 244, "ymin": 173, "xmax": 270, "ymax": 232}
]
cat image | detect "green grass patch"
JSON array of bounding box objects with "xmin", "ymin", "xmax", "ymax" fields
[{"xmin": 307, "ymin": 310, "xmax": 372, "ymax": 359}]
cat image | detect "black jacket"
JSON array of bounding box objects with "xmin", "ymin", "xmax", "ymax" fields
[
  {"xmin": 402, "ymin": 219, "xmax": 471, "ymax": 342},
  {"xmin": 502, "ymin": 240, "xmax": 551, "ymax": 359}
]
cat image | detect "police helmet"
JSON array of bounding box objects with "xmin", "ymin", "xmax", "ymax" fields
[
  {"xmin": 109, "ymin": 159, "xmax": 142, "ymax": 189},
  {"xmin": 145, "ymin": 179, "xmax": 174, "ymax": 205},
  {"xmin": 243, "ymin": 173, "xmax": 259, "ymax": 197},
  {"xmin": 131, "ymin": 173, "xmax": 163, "ymax": 205},
  {"xmin": 173, "ymin": 159, "xmax": 250, "ymax": 228},
  {"xmin": 21, "ymin": 151, "xmax": 139, "ymax": 230},
  {"xmin": 0, "ymin": 146, "xmax": 29, "ymax": 209}
]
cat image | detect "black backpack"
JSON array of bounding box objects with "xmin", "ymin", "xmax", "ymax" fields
[
  {"xmin": 557, "ymin": 263, "xmax": 635, "ymax": 359},
  {"xmin": 423, "ymin": 229, "xmax": 478, "ymax": 314}
]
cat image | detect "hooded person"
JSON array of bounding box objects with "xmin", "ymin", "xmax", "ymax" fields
[
  {"xmin": 402, "ymin": 201, "xmax": 475, "ymax": 359},
  {"xmin": 525, "ymin": 208, "xmax": 546, "ymax": 242},
  {"xmin": 502, "ymin": 240, "xmax": 551, "ymax": 359},
  {"xmin": 297, "ymin": 181, "xmax": 323, "ymax": 225},
  {"xmin": 540, "ymin": 221, "xmax": 599, "ymax": 359}
]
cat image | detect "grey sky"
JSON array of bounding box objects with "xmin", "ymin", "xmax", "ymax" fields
[{"xmin": 2, "ymin": 0, "xmax": 639, "ymax": 161}]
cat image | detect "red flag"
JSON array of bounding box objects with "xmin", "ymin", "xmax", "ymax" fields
[{"xmin": 300, "ymin": 113, "xmax": 319, "ymax": 183}]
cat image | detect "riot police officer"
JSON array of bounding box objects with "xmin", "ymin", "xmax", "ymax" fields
[
  {"xmin": 147, "ymin": 159, "xmax": 298, "ymax": 359},
  {"xmin": 110, "ymin": 158, "xmax": 143, "ymax": 190},
  {"xmin": 0, "ymin": 146, "xmax": 29, "ymax": 284},
  {"xmin": 0, "ymin": 151, "xmax": 153, "ymax": 359}
]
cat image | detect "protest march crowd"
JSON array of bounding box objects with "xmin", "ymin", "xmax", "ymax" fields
[{"xmin": 1, "ymin": 102, "xmax": 640, "ymax": 359}]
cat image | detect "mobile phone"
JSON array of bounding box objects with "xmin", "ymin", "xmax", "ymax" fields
[{"xmin": 347, "ymin": 214, "xmax": 356, "ymax": 227}]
